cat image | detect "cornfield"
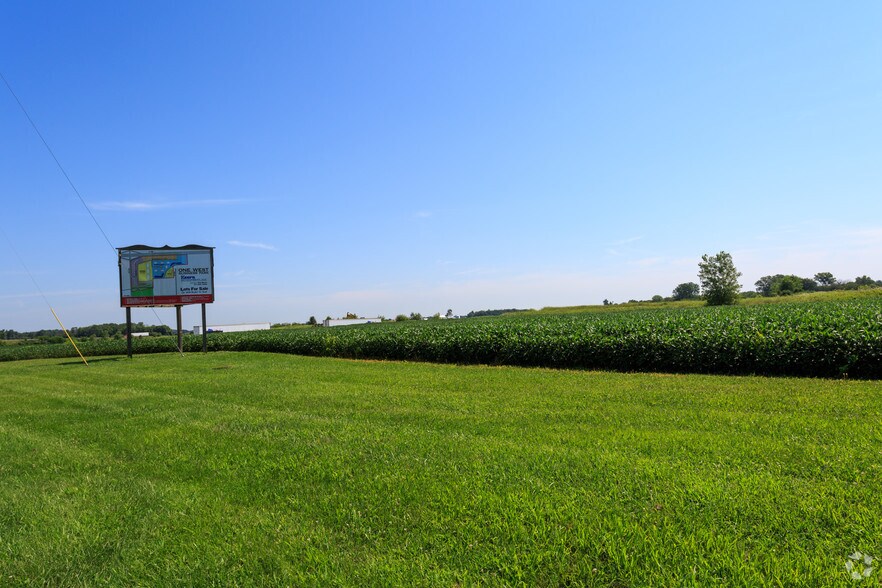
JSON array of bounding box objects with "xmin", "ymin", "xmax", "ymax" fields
[{"xmin": 3, "ymin": 298, "xmax": 881, "ymax": 378}]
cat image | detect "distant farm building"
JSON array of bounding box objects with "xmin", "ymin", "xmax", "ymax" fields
[
  {"xmin": 323, "ymin": 318, "xmax": 382, "ymax": 327},
  {"xmin": 192, "ymin": 322, "xmax": 271, "ymax": 335}
]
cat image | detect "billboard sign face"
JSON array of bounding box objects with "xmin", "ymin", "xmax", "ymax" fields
[{"xmin": 118, "ymin": 245, "xmax": 214, "ymax": 307}]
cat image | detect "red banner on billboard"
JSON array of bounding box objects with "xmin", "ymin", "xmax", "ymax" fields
[{"xmin": 121, "ymin": 294, "xmax": 214, "ymax": 307}]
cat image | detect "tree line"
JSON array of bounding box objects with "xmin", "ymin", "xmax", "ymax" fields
[
  {"xmin": 668, "ymin": 252, "xmax": 880, "ymax": 305},
  {"xmin": 751, "ymin": 272, "xmax": 880, "ymax": 297},
  {"xmin": 1, "ymin": 322, "xmax": 173, "ymax": 342},
  {"xmin": 465, "ymin": 308, "xmax": 529, "ymax": 318}
]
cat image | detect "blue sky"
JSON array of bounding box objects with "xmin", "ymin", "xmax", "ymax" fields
[{"xmin": 2, "ymin": 1, "xmax": 881, "ymax": 331}]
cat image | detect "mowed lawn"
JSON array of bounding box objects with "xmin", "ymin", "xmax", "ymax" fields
[{"xmin": 1, "ymin": 353, "xmax": 880, "ymax": 586}]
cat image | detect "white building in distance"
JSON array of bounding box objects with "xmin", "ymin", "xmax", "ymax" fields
[
  {"xmin": 192, "ymin": 322, "xmax": 271, "ymax": 335},
  {"xmin": 323, "ymin": 318, "xmax": 382, "ymax": 327}
]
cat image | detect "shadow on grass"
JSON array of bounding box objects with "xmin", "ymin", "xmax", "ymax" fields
[{"xmin": 58, "ymin": 357, "xmax": 125, "ymax": 366}]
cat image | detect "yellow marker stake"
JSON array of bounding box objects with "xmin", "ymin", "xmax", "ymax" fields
[{"xmin": 50, "ymin": 307, "xmax": 89, "ymax": 366}]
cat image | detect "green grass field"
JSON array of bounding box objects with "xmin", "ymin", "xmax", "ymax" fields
[{"xmin": 2, "ymin": 352, "xmax": 880, "ymax": 586}]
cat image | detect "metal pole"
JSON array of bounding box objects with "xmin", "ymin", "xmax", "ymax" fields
[
  {"xmin": 201, "ymin": 303, "xmax": 207, "ymax": 352},
  {"xmin": 126, "ymin": 307, "xmax": 133, "ymax": 359},
  {"xmin": 176, "ymin": 305, "xmax": 183, "ymax": 353}
]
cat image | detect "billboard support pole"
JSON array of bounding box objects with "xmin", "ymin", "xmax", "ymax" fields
[
  {"xmin": 201, "ymin": 303, "xmax": 207, "ymax": 353},
  {"xmin": 126, "ymin": 307, "xmax": 133, "ymax": 359},
  {"xmin": 176, "ymin": 305, "xmax": 183, "ymax": 353}
]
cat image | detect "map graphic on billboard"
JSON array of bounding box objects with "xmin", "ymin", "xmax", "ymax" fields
[{"xmin": 118, "ymin": 245, "xmax": 214, "ymax": 307}]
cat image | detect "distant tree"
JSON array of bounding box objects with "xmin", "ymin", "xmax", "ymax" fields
[
  {"xmin": 651, "ymin": 294, "xmax": 664, "ymax": 302},
  {"xmin": 345, "ymin": 312, "xmax": 358, "ymax": 319},
  {"xmin": 754, "ymin": 275, "xmax": 782, "ymax": 297},
  {"xmin": 409, "ymin": 312, "xmax": 422, "ymax": 321},
  {"xmin": 801, "ymin": 277, "xmax": 818, "ymax": 292},
  {"xmin": 698, "ymin": 251, "xmax": 741, "ymax": 306},
  {"xmin": 307, "ymin": 316, "xmax": 318, "ymax": 326},
  {"xmin": 672, "ymin": 282, "xmax": 700, "ymax": 301},
  {"xmin": 756, "ymin": 274, "xmax": 813, "ymax": 297},
  {"xmin": 395, "ymin": 314, "xmax": 408, "ymax": 322},
  {"xmin": 465, "ymin": 309, "xmax": 528, "ymax": 318},
  {"xmin": 771, "ymin": 275, "xmax": 803, "ymax": 296},
  {"xmin": 431, "ymin": 312, "xmax": 441, "ymax": 319},
  {"xmin": 855, "ymin": 275, "xmax": 876, "ymax": 287},
  {"xmin": 754, "ymin": 276, "xmax": 770, "ymax": 296},
  {"xmin": 814, "ymin": 272, "xmax": 836, "ymax": 286},
  {"xmin": 446, "ymin": 309, "xmax": 453, "ymax": 318},
  {"xmin": 65, "ymin": 321, "xmax": 173, "ymax": 338},
  {"xmin": 602, "ymin": 299, "xmax": 611, "ymax": 306}
]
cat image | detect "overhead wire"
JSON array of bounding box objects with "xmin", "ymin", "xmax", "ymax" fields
[
  {"xmin": 2, "ymin": 71, "xmax": 180, "ymax": 353},
  {"xmin": 0, "ymin": 224, "xmax": 89, "ymax": 365},
  {"xmin": 1, "ymin": 71, "xmax": 115, "ymax": 254}
]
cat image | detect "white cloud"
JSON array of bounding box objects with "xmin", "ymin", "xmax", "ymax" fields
[
  {"xmin": 732, "ymin": 225, "xmax": 882, "ymax": 287},
  {"xmin": 611, "ymin": 236, "xmax": 643, "ymax": 246},
  {"xmin": 0, "ymin": 288, "xmax": 106, "ymax": 301},
  {"xmin": 845, "ymin": 227, "xmax": 882, "ymax": 245},
  {"xmin": 629, "ymin": 257, "xmax": 665, "ymax": 267},
  {"xmin": 90, "ymin": 199, "xmax": 245, "ymax": 211},
  {"xmin": 227, "ymin": 240, "xmax": 278, "ymax": 251},
  {"xmin": 214, "ymin": 281, "xmax": 278, "ymax": 290},
  {"xmin": 453, "ymin": 266, "xmax": 505, "ymax": 277}
]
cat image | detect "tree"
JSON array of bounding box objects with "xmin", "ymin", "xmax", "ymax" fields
[
  {"xmin": 801, "ymin": 277, "xmax": 818, "ymax": 292},
  {"xmin": 307, "ymin": 316, "xmax": 318, "ymax": 326},
  {"xmin": 651, "ymin": 294, "xmax": 664, "ymax": 302},
  {"xmin": 698, "ymin": 251, "xmax": 741, "ymax": 306},
  {"xmin": 771, "ymin": 275, "xmax": 803, "ymax": 296},
  {"xmin": 814, "ymin": 272, "xmax": 836, "ymax": 286},
  {"xmin": 409, "ymin": 312, "xmax": 422, "ymax": 320},
  {"xmin": 672, "ymin": 282, "xmax": 700, "ymax": 301},
  {"xmin": 855, "ymin": 275, "xmax": 876, "ymax": 287},
  {"xmin": 756, "ymin": 274, "xmax": 814, "ymax": 297},
  {"xmin": 466, "ymin": 308, "xmax": 528, "ymax": 318},
  {"xmin": 445, "ymin": 309, "xmax": 453, "ymax": 318},
  {"xmin": 754, "ymin": 275, "xmax": 782, "ymax": 297}
]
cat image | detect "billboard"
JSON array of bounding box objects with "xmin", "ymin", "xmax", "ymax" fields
[{"xmin": 118, "ymin": 245, "xmax": 214, "ymax": 307}]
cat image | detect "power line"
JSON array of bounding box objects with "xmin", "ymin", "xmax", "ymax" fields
[
  {"xmin": 0, "ymin": 225, "xmax": 54, "ymax": 310},
  {"xmin": 2, "ymin": 71, "xmax": 179, "ymax": 351},
  {"xmin": 1, "ymin": 71, "xmax": 116, "ymax": 253},
  {"xmin": 0, "ymin": 224, "xmax": 89, "ymax": 365}
]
